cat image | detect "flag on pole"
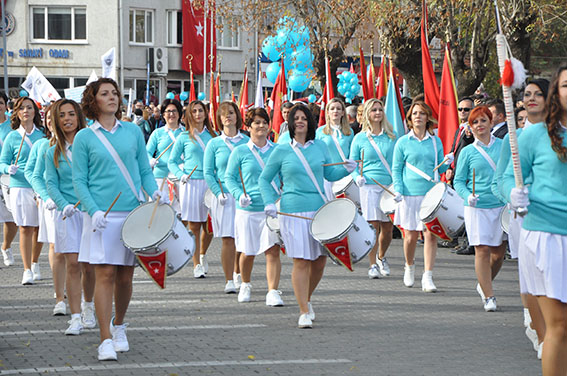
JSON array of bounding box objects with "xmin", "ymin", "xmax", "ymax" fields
[
  {"xmin": 101, "ymin": 48, "xmax": 116, "ymax": 81},
  {"xmin": 376, "ymin": 55, "xmax": 388, "ymax": 99},
  {"xmin": 254, "ymin": 57, "xmax": 264, "ymax": 108},
  {"xmin": 209, "ymin": 69, "xmax": 218, "ymax": 131},
  {"xmin": 359, "ymin": 47, "xmax": 370, "ymax": 100},
  {"xmin": 270, "ymin": 59, "xmax": 287, "ymax": 135},
  {"xmin": 367, "ymin": 56, "xmax": 376, "ymax": 99},
  {"xmin": 384, "ymin": 70, "xmax": 406, "ymax": 139},
  {"xmin": 86, "ymin": 70, "xmax": 98, "ymax": 85},
  {"xmin": 437, "ymin": 45, "xmax": 460, "ymax": 154},
  {"xmin": 189, "ymin": 68, "xmax": 196, "ymax": 102},
  {"xmin": 21, "ymin": 66, "xmax": 61, "ymax": 104},
  {"xmin": 238, "ymin": 64, "xmax": 249, "ymax": 119},
  {"xmin": 421, "ymin": 0, "xmax": 440, "ymax": 120},
  {"xmin": 319, "ymin": 52, "xmax": 335, "ymax": 126},
  {"xmin": 182, "ymin": 0, "xmax": 216, "ymax": 75}
]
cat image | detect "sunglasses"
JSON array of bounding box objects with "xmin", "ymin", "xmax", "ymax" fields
[{"xmin": 458, "ymin": 107, "xmax": 471, "ymax": 112}]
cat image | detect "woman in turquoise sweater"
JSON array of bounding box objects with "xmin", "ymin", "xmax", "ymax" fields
[
  {"xmin": 204, "ymin": 101, "xmax": 249, "ymax": 292},
  {"xmin": 259, "ymin": 104, "xmax": 356, "ymax": 328},
  {"xmin": 454, "ymin": 106, "xmax": 505, "ymax": 312},
  {"xmin": 168, "ymin": 100, "xmax": 215, "ymax": 278},
  {"xmin": 225, "ymin": 108, "xmax": 283, "ymax": 306},
  {"xmin": 0, "ymin": 97, "xmax": 45, "ymax": 285}
]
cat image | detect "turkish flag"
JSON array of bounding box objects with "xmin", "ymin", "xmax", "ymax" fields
[
  {"xmin": 437, "ymin": 45, "xmax": 460, "ymax": 155},
  {"xmin": 182, "ymin": 0, "xmax": 216, "ymax": 75},
  {"xmin": 324, "ymin": 236, "xmax": 353, "ymax": 271},
  {"xmin": 137, "ymin": 250, "xmax": 168, "ymax": 289},
  {"xmin": 421, "ymin": 0, "xmax": 440, "ymax": 120}
]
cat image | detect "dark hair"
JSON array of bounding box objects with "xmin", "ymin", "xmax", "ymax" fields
[
  {"xmin": 459, "ymin": 97, "xmax": 474, "ymax": 106},
  {"xmin": 525, "ymin": 79, "xmax": 550, "ymax": 100},
  {"xmin": 486, "ymin": 98, "xmax": 505, "ymax": 116},
  {"xmin": 288, "ymin": 104, "xmax": 316, "ymax": 141},
  {"xmin": 160, "ymin": 99, "xmax": 183, "ymax": 117},
  {"xmin": 282, "ymin": 102, "xmax": 294, "ymax": 110},
  {"xmin": 216, "ymin": 101, "xmax": 242, "ymax": 131},
  {"xmin": 468, "ymin": 105, "xmax": 493, "ymax": 125},
  {"xmin": 81, "ymin": 78, "xmax": 123, "ymax": 120},
  {"xmin": 306, "ymin": 103, "xmax": 320, "ymax": 124},
  {"xmin": 245, "ymin": 107, "xmax": 270, "ymax": 128},
  {"xmin": 545, "ymin": 64, "xmax": 567, "ymax": 162},
  {"xmin": 50, "ymin": 99, "xmax": 87, "ymax": 168},
  {"xmin": 183, "ymin": 100, "xmax": 215, "ymax": 139},
  {"xmin": 0, "ymin": 91, "xmax": 8, "ymax": 105},
  {"xmin": 11, "ymin": 97, "xmax": 43, "ymax": 131},
  {"xmin": 134, "ymin": 108, "xmax": 143, "ymax": 116},
  {"xmin": 406, "ymin": 101, "xmax": 437, "ymax": 134}
]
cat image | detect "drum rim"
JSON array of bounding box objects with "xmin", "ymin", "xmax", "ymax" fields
[
  {"xmin": 500, "ymin": 206, "xmax": 510, "ymax": 234},
  {"xmin": 419, "ymin": 182, "xmax": 449, "ymax": 221},
  {"xmin": 310, "ymin": 198, "xmax": 356, "ymax": 243},
  {"xmin": 121, "ymin": 202, "xmax": 176, "ymax": 250},
  {"xmin": 379, "ymin": 184, "xmax": 396, "ymax": 214},
  {"xmin": 331, "ymin": 175, "xmax": 354, "ymax": 194}
]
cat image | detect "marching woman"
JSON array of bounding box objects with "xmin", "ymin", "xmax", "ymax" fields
[
  {"xmin": 168, "ymin": 100, "xmax": 215, "ymax": 278},
  {"xmin": 349, "ymin": 99, "xmax": 396, "ymax": 279},
  {"xmin": 204, "ymin": 101, "xmax": 249, "ymax": 293},
  {"xmin": 315, "ymin": 98, "xmax": 354, "ymax": 199},
  {"xmin": 259, "ymin": 104, "xmax": 356, "ymax": 328},
  {"xmin": 0, "ymin": 97, "xmax": 45, "ymax": 285},
  {"xmin": 225, "ymin": 108, "xmax": 283, "ymax": 305},
  {"xmin": 502, "ymin": 64, "xmax": 567, "ymax": 375},
  {"xmin": 454, "ymin": 106, "xmax": 505, "ymax": 312},
  {"xmin": 146, "ymin": 99, "xmax": 184, "ymax": 212},
  {"xmin": 392, "ymin": 101, "xmax": 451, "ymax": 292},
  {"xmin": 45, "ymin": 99, "xmax": 96, "ymax": 335},
  {"xmin": 74, "ymin": 78, "xmax": 161, "ymax": 361}
]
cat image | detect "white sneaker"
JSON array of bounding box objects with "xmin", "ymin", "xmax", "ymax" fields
[
  {"xmin": 537, "ymin": 341, "xmax": 543, "ymax": 360},
  {"xmin": 233, "ymin": 272, "xmax": 242, "ymax": 289},
  {"xmin": 97, "ymin": 339, "xmax": 117, "ymax": 361},
  {"xmin": 238, "ymin": 282, "xmax": 251, "ymax": 303},
  {"xmin": 193, "ymin": 264, "xmax": 205, "ymax": 278},
  {"xmin": 525, "ymin": 326, "xmax": 539, "ymax": 352},
  {"xmin": 266, "ymin": 290, "xmax": 284, "ymax": 307},
  {"xmin": 224, "ymin": 280, "xmax": 237, "ymax": 294},
  {"xmin": 476, "ymin": 283, "xmax": 486, "ymax": 302},
  {"xmin": 376, "ymin": 257, "xmax": 390, "ymax": 276},
  {"xmin": 484, "ymin": 297, "xmax": 497, "ymax": 312},
  {"xmin": 110, "ymin": 318, "xmax": 129, "ymax": 352},
  {"xmin": 2, "ymin": 248, "xmax": 14, "ymax": 266},
  {"xmin": 65, "ymin": 316, "xmax": 83, "ymax": 335},
  {"xmin": 21, "ymin": 269, "xmax": 34, "ymax": 285},
  {"xmin": 523, "ymin": 308, "xmax": 532, "ymax": 328},
  {"xmin": 368, "ymin": 264, "xmax": 381, "ymax": 279},
  {"xmin": 421, "ymin": 271, "xmax": 437, "ymax": 293},
  {"xmin": 31, "ymin": 262, "xmax": 41, "ymax": 281},
  {"xmin": 200, "ymin": 254, "xmax": 209, "ymax": 274},
  {"xmin": 307, "ymin": 302, "xmax": 315, "ymax": 321},
  {"xmin": 53, "ymin": 301, "xmax": 67, "ymax": 316},
  {"xmin": 298, "ymin": 313, "xmax": 312, "ymax": 328},
  {"xmin": 81, "ymin": 301, "xmax": 97, "ymax": 329},
  {"xmin": 403, "ymin": 264, "xmax": 415, "ymax": 287}
]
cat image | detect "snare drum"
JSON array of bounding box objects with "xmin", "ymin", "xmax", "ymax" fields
[
  {"xmin": 310, "ymin": 198, "xmax": 376, "ymax": 271},
  {"xmin": 121, "ymin": 202, "xmax": 195, "ymax": 276},
  {"xmin": 419, "ymin": 182, "xmax": 464, "ymax": 241},
  {"xmin": 500, "ymin": 206, "xmax": 510, "ymax": 234},
  {"xmin": 332, "ymin": 176, "xmax": 361, "ymax": 208},
  {"xmin": 1, "ymin": 174, "xmax": 10, "ymax": 210},
  {"xmin": 266, "ymin": 200, "xmax": 283, "ymax": 246},
  {"xmin": 166, "ymin": 173, "xmax": 181, "ymax": 211},
  {"xmin": 379, "ymin": 184, "xmax": 396, "ymax": 223}
]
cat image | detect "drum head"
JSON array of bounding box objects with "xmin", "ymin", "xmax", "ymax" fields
[
  {"xmin": 266, "ymin": 199, "xmax": 280, "ymax": 231},
  {"xmin": 419, "ymin": 182, "xmax": 446, "ymax": 220},
  {"xmin": 331, "ymin": 175, "xmax": 352, "ymax": 195},
  {"xmin": 310, "ymin": 198, "xmax": 356, "ymax": 242},
  {"xmin": 379, "ymin": 185, "xmax": 396, "ymax": 214},
  {"xmin": 204, "ymin": 189, "xmax": 214, "ymax": 209},
  {"xmin": 0, "ymin": 175, "xmax": 10, "ymax": 186},
  {"xmin": 122, "ymin": 202, "xmax": 175, "ymax": 250},
  {"xmin": 167, "ymin": 173, "xmax": 179, "ymax": 183}
]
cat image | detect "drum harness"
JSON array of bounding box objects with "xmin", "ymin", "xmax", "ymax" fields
[
  {"xmin": 291, "ymin": 143, "xmax": 328, "ymax": 203},
  {"xmin": 404, "ymin": 135, "xmax": 439, "ymax": 183},
  {"xmin": 247, "ymin": 140, "xmax": 280, "ymax": 195},
  {"xmin": 366, "ymin": 132, "xmax": 392, "ymax": 177}
]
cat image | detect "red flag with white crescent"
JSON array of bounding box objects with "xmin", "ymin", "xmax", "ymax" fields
[{"xmin": 137, "ymin": 250, "xmax": 168, "ymax": 289}]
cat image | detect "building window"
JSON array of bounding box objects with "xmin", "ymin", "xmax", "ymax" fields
[
  {"xmin": 31, "ymin": 6, "xmax": 86, "ymax": 41},
  {"xmin": 167, "ymin": 10, "xmax": 183, "ymax": 46},
  {"xmin": 217, "ymin": 17, "xmax": 239, "ymax": 49},
  {"xmin": 129, "ymin": 9, "xmax": 153, "ymax": 45}
]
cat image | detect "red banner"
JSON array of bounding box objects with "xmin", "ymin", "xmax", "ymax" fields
[
  {"xmin": 324, "ymin": 237, "xmax": 353, "ymax": 271},
  {"xmin": 137, "ymin": 250, "xmax": 168, "ymax": 289},
  {"xmin": 182, "ymin": 0, "xmax": 216, "ymax": 75},
  {"xmin": 423, "ymin": 217, "xmax": 451, "ymax": 241}
]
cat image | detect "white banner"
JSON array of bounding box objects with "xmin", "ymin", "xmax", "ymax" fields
[
  {"xmin": 101, "ymin": 47, "xmax": 116, "ymax": 80},
  {"xmin": 86, "ymin": 70, "xmax": 98, "ymax": 85},
  {"xmin": 21, "ymin": 66, "xmax": 61, "ymax": 104}
]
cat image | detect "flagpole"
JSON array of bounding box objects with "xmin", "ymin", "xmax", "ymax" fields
[
  {"xmin": 203, "ymin": 0, "xmax": 208, "ymax": 98},
  {"xmin": 1, "ymin": 1, "xmax": 8, "ymax": 94}
]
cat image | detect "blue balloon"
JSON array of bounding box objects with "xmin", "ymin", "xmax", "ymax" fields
[
  {"xmin": 276, "ymin": 29, "xmax": 292, "ymax": 49},
  {"xmin": 166, "ymin": 92, "xmax": 175, "ymax": 100},
  {"xmin": 266, "ymin": 62, "xmax": 281, "ymax": 84},
  {"xmin": 308, "ymin": 94, "xmax": 317, "ymax": 103},
  {"xmin": 19, "ymin": 89, "xmax": 28, "ymax": 97},
  {"xmin": 288, "ymin": 70, "xmax": 311, "ymax": 92},
  {"xmin": 262, "ymin": 36, "xmax": 280, "ymax": 62},
  {"xmin": 349, "ymin": 75, "xmax": 358, "ymax": 84},
  {"xmin": 197, "ymin": 92, "xmax": 206, "ymax": 101},
  {"xmin": 291, "ymin": 47, "xmax": 313, "ymax": 71},
  {"xmin": 345, "ymin": 97, "xmax": 352, "ymax": 104},
  {"xmin": 179, "ymin": 91, "xmax": 189, "ymax": 101}
]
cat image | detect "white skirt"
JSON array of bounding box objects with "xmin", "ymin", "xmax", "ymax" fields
[
  {"xmin": 360, "ymin": 185, "xmax": 389, "ymax": 222},
  {"xmin": 53, "ymin": 210, "xmax": 83, "ymax": 254},
  {"xmin": 179, "ymin": 179, "xmax": 208, "ymax": 222},
  {"xmin": 0, "ymin": 192, "xmax": 13, "ymax": 223},
  {"xmin": 235, "ymin": 209, "xmax": 279, "ymax": 256},
  {"xmin": 280, "ymin": 211, "xmax": 324, "ymax": 261},
  {"xmin": 508, "ymin": 209, "xmax": 524, "ymax": 259},
  {"xmin": 78, "ymin": 211, "xmax": 135, "ymax": 266},
  {"xmin": 9, "ymin": 188, "xmax": 39, "ymax": 227},
  {"xmin": 37, "ymin": 200, "xmax": 56, "ymax": 244},
  {"xmin": 519, "ymin": 229, "xmax": 567, "ymax": 303},
  {"xmin": 156, "ymin": 177, "xmax": 181, "ymax": 214},
  {"xmin": 394, "ymin": 195, "xmax": 425, "ymax": 231},
  {"xmin": 210, "ymin": 192, "xmax": 235, "ymax": 238},
  {"xmin": 464, "ymin": 206, "xmax": 505, "ymax": 246}
]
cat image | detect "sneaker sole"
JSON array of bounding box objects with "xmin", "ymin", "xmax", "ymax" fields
[
  {"xmin": 82, "ymin": 323, "xmax": 97, "ymax": 329},
  {"xmin": 238, "ymin": 298, "xmax": 251, "ymax": 303},
  {"xmin": 65, "ymin": 330, "xmax": 83, "ymax": 336},
  {"xmin": 98, "ymin": 355, "xmax": 118, "ymax": 361},
  {"xmin": 225, "ymin": 290, "xmax": 237, "ymax": 294},
  {"xmin": 298, "ymin": 324, "xmax": 312, "ymax": 329},
  {"xmin": 114, "ymin": 346, "xmax": 129, "ymax": 352},
  {"xmin": 53, "ymin": 311, "xmax": 66, "ymax": 316},
  {"xmin": 266, "ymin": 302, "xmax": 284, "ymax": 307},
  {"xmin": 368, "ymin": 275, "xmax": 381, "ymax": 279},
  {"xmin": 422, "ymin": 288, "xmax": 437, "ymax": 293}
]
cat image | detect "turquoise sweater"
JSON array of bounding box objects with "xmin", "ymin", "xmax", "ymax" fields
[
  {"xmin": 315, "ymin": 126, "xmax": 353, "ymax": 164},
  {"xmin": 45, "ymin": 145, "xmax": 81, "ymax": 211},
  {"xmin": 277, "ymin": 131, "xmax": 291, "ymax": 145},
  {"xmin": 502, "ymin": 122, "xmax": 567, "ymax": 235},
  {"xmin": 72, "ymin": 121, "xmax": 157, "ymax": 216},
  {"xmin": 146, "ymin": 126, "xmax": 184, "ymax": 179},
  {"xmin": 0, "ymin": 127, "xmax": 46, "ymax": 188},
  {"xmin": 349, "ymin": 131, "xmax": 396, "ymax": 186},
  {"xmin": 27, "ymin": 138, "xmax": 51, "ymax": 201},
  {"xmin": 168, "ymin": 129, "xmax": 214, "ymax": 180},
  {"xmin": 203, "ymin": 133, "xmax": 249, "ymax": 197},
  {"xmin": 454, "ymin": 137, "xmax": 504, "ymax": 208}
]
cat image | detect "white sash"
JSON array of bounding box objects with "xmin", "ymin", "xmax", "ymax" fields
[
  {"xmin": 91, "ymin": 127, "xmax": 144, "ymax": 202},
  {"xmin": 404, "ymin": 134, "xmax": 439, "ymax": 182},
  {"xmin": 248, "ymin": 141, "xmax": 280, "ymax": 194},
  {"xmin": 473, "ymin": 144, "xmax": 497, "ymax": 171},
  {"xmin": 166, "ymin": 129, "xmax": 177, "ymax": 143},
  {"xmin": 291, "ymin": 143, "xmax": 327, "ymax": 202},
  {"xmin": 366, "ymin": 132, "xmax": 392, "ymax": 176},
  {"xmin": 193, "ymin": 131, "xmax": 206, "ymax": 151},
  {"xmin": 17, "ymin": 128, "xmax": 34, "ymax": 149},
  {"xmin": 330, "ymin": 130, "xmax": 347, "ymax": 162}
]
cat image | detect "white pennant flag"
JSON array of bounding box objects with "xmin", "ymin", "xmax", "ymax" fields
[
  {"xmin": 254, "ymin": 60, "xmax": 264, "ymax": 108},
  {"xmin": 86, "ymin": 70, "xmax": 99, "ymax": 84},
  {"xmin": 101, "ymin": 48, "xmax": 116, "ymax": 80},
  {"xmin": 21, "ymin": 66, "xmax": 61, "ymax": 104}
]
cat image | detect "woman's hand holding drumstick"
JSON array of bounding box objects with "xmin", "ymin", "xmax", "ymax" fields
[
  {"xmin": 180, "ymin": 165, "xmax": 198, "ymax": 184},
  {"xmin": 92, "ymin": 192, "xmax": 121, "ymax": 232},
  {"xmin": 62, "ymin": 201, "xmax": 81, "ymax": 221},
  {"xmin": 322, "ymin": 159, "xmax": 362, "ymax": 167},
  {"xmin": 468, "ymin": 168, "xmax": 479, "ymax": 207},
  {"xmin": 369, "ymin": 177, "xmax": 394, "ymax": 196}
]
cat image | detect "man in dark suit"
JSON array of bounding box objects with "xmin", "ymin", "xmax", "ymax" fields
[
  {"xmin": 486, "ymin": 99, "xmax": 508, "ymax": 139},
  {"xmin": 445, "ymin": 97, "xmax": 475, "ymax": 185}
]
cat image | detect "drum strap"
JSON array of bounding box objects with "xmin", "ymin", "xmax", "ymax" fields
[
  {"xmin": 193, "ymin": 131, "xmax": 206, "ymax": 151},
  {"xmin": 331, "ymin": 130, "xmax": 347, "ymax": 163},
  {"xmin": 405, "ymin": 162, "xmax": 433, "ymax": 182},
  {"xmin": 291, "ymin": 143, "xmax": 328, "ymax": 203},
  {"xmin": 473, "ymin": 143, "xmax": 497, "ymax": 171},
  {"xmin": 91, "ymin": 127, "xmax": 144, "ymax": 202},
  {"xmin": 366, "ymin": 132, "xmax": 392, "ymax": 176},
  {"xmin": 16, "ymin": 127, "xmax": 34, "ymax": 149},
  {"xmin": 248, "ymin": 141, "xmax": 280, "ymax": 194},
  {"xmin": 167, "ymin": 129, "xmax": 177, "ymax": 143}
]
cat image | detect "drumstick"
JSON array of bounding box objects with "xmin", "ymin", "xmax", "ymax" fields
[
  {"xmin": 472, "ymin": 168, "xmax": 476, "ymax": 196},
  {"xmin": 369, "ymin": 177, "xmax": 394, "ymax": 196},
  {"xmin": 238, "ymin": 167, "xmax": 247, "ymax": 197},
  {"xmin": 62, "ymin": 200, "xmax": 81, "ymax": 221},
  {"xmin": 360, "ymin": 150, "xmax": 364, "ymax": 176},
  {"xmin": 182, "ymin": 165, "xmax": 198, "ymax": 184},
  {"xmin": 148, "ymin": 178, "xmax": 167, "ymax": 229},
  {"xmin": 218, "ymin": 178, "xmax": 225, "ymax": 198},
  {"xmin": 322, "ymin": 160, "xmax": 362, "ymax": 167},
  {"xmin": 433, "ymin": 157, "xmax": 448, "ymax": 172},
  {"xmin": 277, "ymin": 211, "xmax": 312, "ymax": 220},
  {"xmin": 14, "ymin": 134, "xmax": 26, "ymax": 165},
  {"xmin": 93, "ymin": 192, "xmax": 121, "ymax": 232},
  {"xmin": 154, "ymin": 141, "xmax": 174, "ymax": 162}
]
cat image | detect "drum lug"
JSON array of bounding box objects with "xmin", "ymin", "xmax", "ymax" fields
[
  {"xmin": 167, "ymin": 263, "xmax": 173, "ymax": 273},
  {"xmin": 184, "ymin": 248, "xmax": 191, "ymax": 255},
  {"xmin": 353, "ymin": 224, "xmax": 359, "ymax": 231},
  {"xmin": 176, "ymin": 213, "xmax": 182, "ymax": 220},
  {"xmin": 365, "ymin": 240, "xmax": 371, "ymax": 246},
  {"xmin": 457, "ymin": 215, "xmax": 464, "ymax": 220},
  {"xmin": 441, "ymin": 204, "xmax": 448, "ymax": 210},
  {"xmin": 172, "ymin": 231, "xmax": 179, "ymax": 240}
]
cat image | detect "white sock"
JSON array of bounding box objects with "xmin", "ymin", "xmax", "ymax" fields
[{"xmin": 71, "ymin": 313, "xmax": 81, "ymax": 320}]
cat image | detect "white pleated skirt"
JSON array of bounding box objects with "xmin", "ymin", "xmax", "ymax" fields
[
  {"xmin": 508, "ymin": 209, "xmax": 524, "ymax": 259},
  {"xmin": 0, "ymin": 192, "xmax": 13, "ymax": 223},
  {"xmin": 179, "ymin": 179, "xmax": 208, "ymax": 222},
  {"xmin": 360, "ymin": 185, "xmax": 389, "ymax": 222},
  {"xmin": 519, "ymin": 229, "xmax": 567, "ymax": 303},
  {"xmin": 464, "ymin": 206, "xmax": 505, "ymax": 246},
  {"xmin": 394, "ymin": 195, "xmax": 425, "ymax": 231},
  {"xmin": 37, "ymin": 199, "xmax": 56, "ymax": 243},
  {"xmin": 234, "ymin": 209, "xmax": 279, "ymax": 256},
  {"xmin": 280, "ymin": 211, "xmax": 324, "ymax": 261},
  {"xmin": 53, "ymin": 210, "xmax": 83, "ymax": 254},
  {"xmin": 78, "ymin": 211, "xmax": 135, "ymax": 266},
  {"xmin": 10, "ymin": 188, "xmax": 39, "ymax": 227},
  {"xmin": 210, "ymin": 192, "xmax": 235, "ymax": 238}
]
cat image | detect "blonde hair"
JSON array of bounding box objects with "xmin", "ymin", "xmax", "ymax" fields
[
  {"xmin": 360, "ymin": 98, "xmax": 396, "ymax": 140},
  {"xmin": 322, "ymin": 98, "xmax": 351, "ymax": 136}
]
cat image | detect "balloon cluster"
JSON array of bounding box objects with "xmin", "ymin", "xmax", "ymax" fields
[
  {"xmin": 337, "ymin": 71, "xmax": 361, "ymax": 103},
  {"xmin": 262, "ymin": 17, "xmax": 314, "ymax": 93}
]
